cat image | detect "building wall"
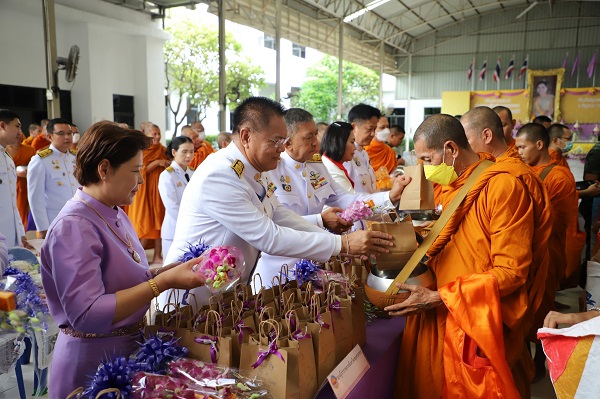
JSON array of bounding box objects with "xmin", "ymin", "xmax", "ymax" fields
[{"xmin": 0, "ymin": 0, "xmax": 168, "ymax": 134}]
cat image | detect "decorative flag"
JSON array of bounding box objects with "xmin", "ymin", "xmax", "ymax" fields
[
  {"xmin": 518, "ymin": 56, "xmax": 528, "ymax": 80},
  {"xmin": 479, "ymin": 60, "xmax": 487, "ymax": 80},
  {"xmin": 588, "ymin": 51, "xmax": 597, "ymax": 78},
  {"xmin": 538, "ymin": 316, "xmax": 600, "ymax": 398},
  {"xmin": 571, "ymin": 52, "xmax": 580, "ymax": 77},
  {"xmin": 505, "ymin": 57, "xmax": 515, "ymax": 80},
  {"xmin": 562, "ymin": 52, "xmax": 569, "ymax": 69},
  {"xmin": 467, "ymin": 58, "xmax": 474, "ymax": 80},
  {"xmin": 493, "ymin": 58, "xmax": 501, "ymax": 82}
]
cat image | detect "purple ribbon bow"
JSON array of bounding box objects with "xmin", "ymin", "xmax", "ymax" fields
[
  {"xmin": 234, "ymin": 320, "xmax": 255, "ymax": 345},
  {"xmin": 329, "ymin": 300, "xmax": 343, "ymax": 318},
  {"xmin": 251, "ymin": 340, "xmax": 285, "ymax": 369},
  {"xmin": 194, "ymin": 335, "xmax": 219, "ymax": 363},
  {"xmin": 315, "ymin": 314, "xmax": 330, "ymax": 329},
  {"xmin": 292, "ymin": 328, "xmax": 311, "ymax": 341}
]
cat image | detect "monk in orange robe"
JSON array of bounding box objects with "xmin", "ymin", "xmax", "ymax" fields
[
  {"xmin": 386, "ymin": 114, "xmax": 549, "ymax": 399},
  {"xmin": 6, "ymin": 133, "xmax": 36, "ymax": 228},
  {"xmin": 547, "ymin": 124, "xmax": 587, "ymax": 288},
  {"xmin": 22, "ymin": 123, "xmax": 42, "ymax": 147},
  {"xmin": 181, "ymin": 123, "xmax": 215, "ymax": 169},
  {"xmin": 365, "ymin": 116, "xmax": 397, "ymax": 176},
  {"xmin": 31, "ymin": 134, "xmax": 51, "ymax": 151},
  {"xmin": 127, "ymin": 123, "xmax": 169, "ymax": 263},
  {"xmin": 493, "ymin": 105, "xmax": 517, "ymax": 150}
]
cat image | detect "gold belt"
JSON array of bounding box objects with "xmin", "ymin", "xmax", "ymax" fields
[{"xmin": 60, "ymin": 317, "xmax": 146, "ymax": 339}]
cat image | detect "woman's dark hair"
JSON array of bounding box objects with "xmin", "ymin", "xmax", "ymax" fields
[
  {"xmin": 319, "ymin": 121, "xmax": 353, "ymax": 162},
  {"xmin": 166, "ymin": 135, "xmax": 193, "ymax": 159},
  {"xmin": 75, "ymin": 121, "xmax": 152, "ymax": 186}
]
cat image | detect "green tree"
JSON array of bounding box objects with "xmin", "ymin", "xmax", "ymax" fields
[
  {"xmin": 293, "ymin": 55, "xmax": 380, "ymax": 122},
  {"xmin": 164, "ymin": 16, "xmax": 265, "ymax": 133}
]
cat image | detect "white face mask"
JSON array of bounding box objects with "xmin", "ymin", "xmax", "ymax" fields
[
  {"xmin": 376, "ymin": 128, "xmax": 391, "ymax": 142},
  {"xmin": 72, "ymin": 133, "xmax": 80, "ymax": 143},
  {"xmin": 197, "ymin": 131, "xmax": 206, "ymax": 142}
]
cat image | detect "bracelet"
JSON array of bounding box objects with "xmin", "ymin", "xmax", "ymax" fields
[
  {"xmin": 148, "ymin": 279, "xmax": 160, "ymax": 298},
  {"xmin": 345, "ymin": 234, "xmax": 350, "ymax": 255},
  {"xmin": 589, "ymin": 306, "xmax": 600, "ymax": 314}
]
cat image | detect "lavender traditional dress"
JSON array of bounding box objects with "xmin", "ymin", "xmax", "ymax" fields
[{"xmin": 41, "ymin": 189, "xmax": 151, "ymax": 398}]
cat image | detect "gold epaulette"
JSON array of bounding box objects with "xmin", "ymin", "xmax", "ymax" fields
[
  {"xmin": 37, "ymin": 148, "xmax": 53, "ymax": 158},
  {"xmin": 69, "ymin": 148, "xmax": 77, "ymax": 155},
  {"xmin": 165, "ymin": 166, "xmax": 174, "ymax": 173},
  {"xmin": 307, "ymin": 154, "xmax": 322, "ymax": 163},
  {"xmin": 231, "ymin": 159, "xmax": 244, "ymax": 178},
  {"xmin": 188, "ymin": 167, "xmax": 195, "ymax": 171}
]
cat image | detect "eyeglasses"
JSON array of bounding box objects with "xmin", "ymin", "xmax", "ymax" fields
[
  {"xmin": 52, "ymin": 131, "xmax": 73, "ymax": 137},
  {"xmin": 250, "ymin": 128, "xmax": 290, "ymax": 149}
]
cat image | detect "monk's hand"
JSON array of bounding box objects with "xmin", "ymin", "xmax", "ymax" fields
[
  {"xmin": 156, "ymin": 256, "xmax": 205, "ymax": 290},
  {"xmin": 321, "ymin": 207, "xmax": 353, "ymax": 234},
  {"xmin": 21, "ymin": 236, "xmax": 35, "ymax": 251},
  {"xmin": 384, "ymin": 283, "xmax": 443, "ymax": 317},
  {"xmin": 389, "ymin": 175, "xmax": 412, "ymax": 203},
  {"xmin": 345, "ymin": 230, "xmax": 393, "ymax": 259},
  {"xmin": 543, "ymin": 310, "xmax": 599, "ymax": 329}
]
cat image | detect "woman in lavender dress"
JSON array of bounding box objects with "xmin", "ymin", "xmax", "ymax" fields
[{"xmin": 40, "ymin": 122, "xmax": 204, "ymax": 398}]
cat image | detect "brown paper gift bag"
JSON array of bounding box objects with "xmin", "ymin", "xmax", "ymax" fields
[
  {"xmin": 306, "ymin": 294, "xmax": 337, "ymax": 385},
  {"xmin": 399, "ymin": 163, "xmax": 435, "ymax": 210},
  {"xmin": 368, "ymin": 210, "xmax": 418, "ymax": 271},
  {"xmin": 225, "ymin": 304, "xmax": 257, "ymax": 368},
  {"xmin": 285, "ymin": 311, "xmax": 318, "ymax": 399},
  {"xmin": 240, "ymin": 320, "xmax": 298, "ymax": 399},
  {"xmin": 184, "ymin": 310, "xmax": 233, "ymax": 366},
  {"xmin": 325, "ymin": 285, "xmax": 354, "ymax": 364}
]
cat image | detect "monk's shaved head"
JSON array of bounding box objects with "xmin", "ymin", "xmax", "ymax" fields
[
  {"xmin": 516, "ymin": 123, "xmax": 549, "ymax": 148},
  {"xmin": 414, "ymin": 114, "xmax": 470, "ymax": 150},
  {"xmin": 548, "ymin": 123, "xmax": 569, "ymax": 140},
  {"xmin": 461, "ymin": 107, "xmax": 505, "ymax": 142}
]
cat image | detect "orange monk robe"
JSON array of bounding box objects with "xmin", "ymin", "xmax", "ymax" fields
[
  {"xmin": 22, "ymin": 136, "xmax": 34, "ymax": 147},
  {"xmin": 396, "ymin": 154, "xmax": 551, "ymax": 399},
  {"xmin": 127, "ymin": 143, "xmax": 169, "ymax": 239},
  {"xmin": 364, "ymin": 140, "xmax": 397, "ymax": 175},
  {"xmin": 31, "ymin": 135, "xmax": 51, "ymax": 151},
  {"xmin": 189, "ymin": 141, "xmax": 215, "ymax": 169},
  {"xmin": 549, "ymin": 149, "xmax": 570, "ymax": 168},
  {"xmin": 497, "ymin": 143, "xmax": 520, "ymax": 161},
  {"xmin": 11, "ymin": 144, "xmax": 36, "ymax": 228}
]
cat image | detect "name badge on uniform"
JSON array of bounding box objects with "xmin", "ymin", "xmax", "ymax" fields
[{"xmin": 54, "ymin": 165, "xmax": 60, "ymax": 170}]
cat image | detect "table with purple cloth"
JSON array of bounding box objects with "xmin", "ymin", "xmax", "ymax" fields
[{"xmin": 315, "ymin": 316, "xmax": 406, "ymax": 399}]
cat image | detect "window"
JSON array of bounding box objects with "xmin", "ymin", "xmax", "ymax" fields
[
  {"xmin": 263, "ymin": 34, "xmax": 275, "ymax": 50},
  {"xmin": 292, "ymin": 43, "xmax": 306, "ymax": 58},
  {"xmin": 424, "ymin": 107, "xmax": 441, "ymax": 117},
  {"xmin": 113, "ymin": 94, "xmax": 134, "ymax": 128},
  {"xmin": 388, "ymin": 108, "xmax": 405, "ymax": 131}
]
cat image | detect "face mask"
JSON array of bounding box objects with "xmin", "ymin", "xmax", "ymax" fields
[
  {"xmin": 197, "ymin": 131, "xmax": 206, "ymax": 142},
  {"xmin": 559, "ymin": 139, "xmax": 573, "ymax": 153},
  {"xmin": 376, "ymin": 128, "xmax": 391, "ymax": 142},
  {"xmin": 423, "ymin": 148, "xmax": 458, "ymax": 186},
  {"xmin": 72, "ymin": 133, "xmax": 80, "ymax": 143}
]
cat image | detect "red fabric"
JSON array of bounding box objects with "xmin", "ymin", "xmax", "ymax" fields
[{"xmin": 323, "ymin": 155, "xmax": 354, "ymax": 188}]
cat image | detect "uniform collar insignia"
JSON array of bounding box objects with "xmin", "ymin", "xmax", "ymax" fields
[{"xmin": 231, "ymin": 159, "xmax": 245, "ymax": 178}]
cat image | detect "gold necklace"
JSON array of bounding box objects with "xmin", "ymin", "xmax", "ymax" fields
[{"xmin": 77, "ymin": 197, "xmax": 141, "ymax": 263}]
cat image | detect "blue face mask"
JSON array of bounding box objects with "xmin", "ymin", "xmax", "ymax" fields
[{"xmin": 559, "ymin": 138, "xmax": 573, "ymax": 153}]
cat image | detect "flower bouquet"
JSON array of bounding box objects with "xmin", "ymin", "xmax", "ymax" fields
[
  {"xmin": 192, "ymin": 246, "xmax": 245, "ymax": 295},
  {"xmin": 1, "ymin": 266, "xmax": 49, "ymax": 333},
  {"xmin": 338, "ymin": 200, "xmax": 375, "ymax": 223}
]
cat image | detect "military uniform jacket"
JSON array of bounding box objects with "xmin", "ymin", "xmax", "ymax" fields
[
  {"xmin": 343, "ymin": 144, "xmax": 377, "ymax": 193},
  {"xmin": 162, "ymin": 142, "xmax": 341, "ymax": 309},
  {"xmin": 0, "ymin": 145, "xmax": 25, "ymax": 246},
  {"xmin": 158, "ymin": 161, "xmax": 194, "ymax": 241},
  {"xmin": 255, "ymin": 151, "xmax": 394, "ymax": 280},
  {"xmin": 27, "ymin": 144, "xmax": 78, "ymax": 231}
]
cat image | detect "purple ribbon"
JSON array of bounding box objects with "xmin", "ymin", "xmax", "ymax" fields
[
  {"xmin": 329, "ymin": 300, "xmax": 343, "ymax": 318},
  {"xmin": 292, "ymin": 328, "xmax": 311, "ymax": 341},
  {"xmin": 234, "ymin": 320, "xmax": 254, "ymax": 345},
  {"xmin": 194, "ymin": 335, "xmax": 219, "ymax": 363},
  {"xmin": 315, "ymin": 314, "xmax": 330, "ymax": 329},
  {"xmin": 251, "ymin": 340, "xmax": 285, "ymax": 368}
]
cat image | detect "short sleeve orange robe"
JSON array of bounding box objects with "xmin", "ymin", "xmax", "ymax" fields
[
  {"xmin": 127, "ymin": 143, "xmax": 169, "ymax": 239},
  {"xmin": 189, "ymin": 141, "xmax": 215, "ymax": 169},
  {"xmin": 31, "ymin": 135, "xmax": 51, "ymax": 151},
  {"xmin": 396, "ymin": 154, "xmax": 551, "ymax": 399},
  {"xmin": 364, "ymin": 140, "xmax": 397, "ymax": 174},
  {"xmin": 11, "ymin": 144, "xmax": 36, "ymax": 228},
  {"xmin": 22, "ymin": 136, "xmax": 34, "ymax": 147}
]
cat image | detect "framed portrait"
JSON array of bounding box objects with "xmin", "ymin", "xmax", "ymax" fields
[{"xmin": 527, "ymin": 68, "xmax": 564, "ymax": 122}]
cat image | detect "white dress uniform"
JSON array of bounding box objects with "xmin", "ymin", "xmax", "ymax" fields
[
  {"xmin": 27, "ymin": 144, "xmax": 78, "ymax": 232},
  {"xmin": 255, "ymin": 151, "xmax": 394, "ymax": 281},
  {"xmin": 158, "ymin": 161, "xmax": 194, "ymax": 259},
  {"xmin": 161, "ymin": 142, "xmax": 341, "ymax": 310},
  {"xmin": 343, "ymin": 144, "xmax": 377, "ymax": 193},
  {"xmin": 0, "ymin": 145, "xmax": 25, "ymax": 247}
]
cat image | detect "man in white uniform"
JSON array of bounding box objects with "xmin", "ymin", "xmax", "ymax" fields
[
  {"xmin": 164, "ymin": 97, "xmax": 396, "ymax": 308},
  {"xmin": 27, "ymin": 118, "xmax": 77, "ymax": 238},
  {"xmin": 0, "ymin": 109, "xmax": 28, "ymax": 247},
  {"xmin": 255, "ymin": 108, "xmax": 409, "ymax": 280},
  {"xmin": 343, "ymin": 103, "xmax": 380, "ymax": 193}
]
